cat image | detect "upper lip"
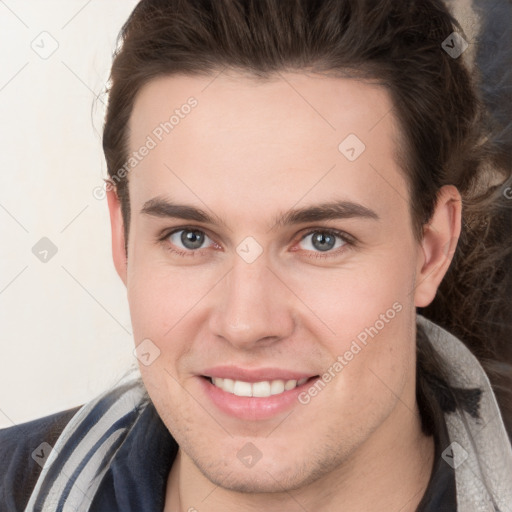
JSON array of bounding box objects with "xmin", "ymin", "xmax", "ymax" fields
[{"xmin": 200, "ymin": 366, "xmax": 318, "ymax": 383}]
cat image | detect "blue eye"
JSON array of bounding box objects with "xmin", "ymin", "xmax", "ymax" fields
[
  {"xmin": 299, "ymin": 230, "xmax": 345, "ymax": 252},
  {"xmin": 163, "ymin": 228, "xmax": 214, "ymax": 256},
  {"xmin": 296, "ymin": 229, "xmax": 353, "ymax": 259}
]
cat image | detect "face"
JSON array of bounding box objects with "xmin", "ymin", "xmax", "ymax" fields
[{"xmin": 107, "ymin": 71, "xmax": 458, "ymax": 494}]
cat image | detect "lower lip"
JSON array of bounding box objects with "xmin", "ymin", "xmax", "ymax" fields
[{"xmin": 198, "ymin": 376, "xmax": 319, "ymax": 421}]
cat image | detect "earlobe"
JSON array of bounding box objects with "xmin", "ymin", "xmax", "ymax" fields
[
  {"xmin": 414, "ymin": 185, "xmax": 462, "ymax": 307},
  {"xmin": 106, "ymin": 183, "xmax": 128, "ymax": 286}
]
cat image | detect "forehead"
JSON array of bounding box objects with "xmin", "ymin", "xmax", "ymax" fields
[{"xmin": 126, "ymin": 72, "xmax": 407, "ymax": 220}]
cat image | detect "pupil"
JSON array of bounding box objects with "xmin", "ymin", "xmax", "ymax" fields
[
  {"xmin": 313, "ymin": 232, "xmax": 334, "ymax": 252},
  {"xmin": 181, "ymin": 230, "xmax": 204, "ymax": 249}
]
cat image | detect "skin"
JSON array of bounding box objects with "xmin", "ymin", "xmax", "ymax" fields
[{"xmin": 106, "ymin": 71, "xmax": 461, "ymax": 511}]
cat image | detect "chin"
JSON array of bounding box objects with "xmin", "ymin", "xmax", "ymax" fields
[
  {"xmin": 193, "ymin": 453, "xmax": 328, "ymax": 495},
  {"xmin": 200, "ymin": 467, "xmax": 297, "ymax": 494}
]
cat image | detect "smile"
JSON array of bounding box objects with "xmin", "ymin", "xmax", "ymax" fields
[{"xmin": 198, "ymin": 367, "xmax": 320, "ymax": 420}]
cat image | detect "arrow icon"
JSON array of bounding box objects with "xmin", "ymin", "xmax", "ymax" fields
[
  {"xmin": 237, "ymin": 441, "xmax": 263, "ymax": 467},
  {"xmin": 30, "ymin": 31, "xmax": 59, "ymax": 60},
  {"xmin": 31, "ymin": 442, "xmax": 56, "ymax": 467},
  {"xmin": 338, "ymin": 134, "xmax": 365, "ymax": 161},
  {"xmin": 32, "ymin": 237, "xmax": 58, "ymax": 262},
  {"xmin": 134, "ymin": 339, "xmax": 161, "ymax": 366},
  {"xmin": 441, "ymin": 32, "xmax": 468, "ymax": 58},
  {"xmin": 236, "ymin": 236, "xmax": 263, "ymax": 263},
  {"xmin": 441, "ymin": 441, "xmax": 468, "ymax": 468}
]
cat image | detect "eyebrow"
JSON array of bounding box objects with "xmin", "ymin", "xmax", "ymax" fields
[{"xmin": 140, "ymin": 196, "xmax": 380, "ymax": 230}]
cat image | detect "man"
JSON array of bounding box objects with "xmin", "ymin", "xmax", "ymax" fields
[{"xmin": 2, "ymin": 1, "xmax": 512, "ymax": 511}]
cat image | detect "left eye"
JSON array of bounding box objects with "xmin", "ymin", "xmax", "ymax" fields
[{"xmin": 298, "ymin": 230, "xmax": 347, "ymax": 253}]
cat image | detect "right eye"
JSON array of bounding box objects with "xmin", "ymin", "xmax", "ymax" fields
[{"xmin": 160, "ymin": 227, "xmax": 218, "ymax": 257}]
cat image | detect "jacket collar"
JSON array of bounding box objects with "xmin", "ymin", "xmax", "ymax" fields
[{"xmin": 417, "ymin": 314, "xmax": 512, "ymax": 511}]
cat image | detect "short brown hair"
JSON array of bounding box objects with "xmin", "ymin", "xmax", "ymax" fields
[{"xmin": 102, "ymin": 0, "xmax": 512, "ymax": 437}]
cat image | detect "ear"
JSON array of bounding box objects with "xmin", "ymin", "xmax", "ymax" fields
[
  {"xmin": 106, "ymin": 183, "xmax": 128, "ymax": 286},
  {"xmin": 414, "ymin": 185, "xmax": 462, "ymax": 307}
]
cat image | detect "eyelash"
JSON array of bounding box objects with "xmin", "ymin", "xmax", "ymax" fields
[{"xmin": 157, "ymin": 226, "xmax": 356, "ymax": 260}]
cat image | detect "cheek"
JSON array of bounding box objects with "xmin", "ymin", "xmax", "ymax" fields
[
  {"xmin": 308, "ymin": 314, "xmax": 415, "ymax": 446},
  {"xmin": 127, "ymin": 280, "xmax": 169, "ymax": 344},
  {"xmin": 126, "ymin": 262, "xmax": 218, "ymax": 391},
  {"xmin": 330, "ymin": 297, "xmax": 416, "ymax": 422},
  {"xmin": 126, "ymin": 257, "xmax": 210, "ymax": 339},
  {"xmin": 290, "ymin": 250, "xmax": 416, "ymax": 404},
  {"xmin": 288, "ymin": 249, "xmax": 414, "ymax": 341}
]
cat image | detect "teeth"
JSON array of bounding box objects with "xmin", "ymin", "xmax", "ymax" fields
[
  {"xmin": 284, "ymin": 379, "xmax": 297, "ymax": 391},
  {"xmin": 210, "ymin": 377, "xmax": 310, "ymax": 397},
  {"xmin": 233, "ymin": 380, "xmax": 252, "ymax": 397},
  {"xmin": 222, "ymin": 378, "xmax": 234, "ymax": 393},
  {"xmin": 270, "ymin": 380, "xmax": 285, "ymax": 395},
  {"xmin": 252, "ymin": 381, "xmax": 271, "ymax": 397}
]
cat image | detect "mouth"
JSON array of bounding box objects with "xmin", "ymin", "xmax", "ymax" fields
[
  {"xmin": 197, "ymin": 367, "xmax": 321, "ymax": 420},
  {"xmin": 201, "ymin": 375, "xmax": 318, "ymax": 398}
]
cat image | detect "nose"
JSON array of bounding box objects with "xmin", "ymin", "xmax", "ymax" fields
[{"xmin": 208, "ymin": 252, "xmax": 295, "ymax": 350}]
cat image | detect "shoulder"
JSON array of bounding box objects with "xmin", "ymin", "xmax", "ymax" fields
[{"xmin": 0, "ymin": 405, "xmax": 82, "ymax": 512}]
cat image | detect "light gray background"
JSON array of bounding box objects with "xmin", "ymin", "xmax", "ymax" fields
[{"xmin": 0, "ymin": 0, "xmax": 139, "ymax": 427}]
